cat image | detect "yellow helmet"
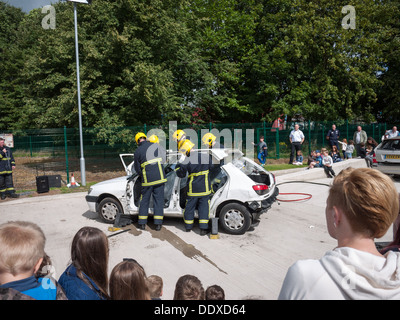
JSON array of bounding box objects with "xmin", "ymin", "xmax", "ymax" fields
[
  {"xmin": 135, "ymin": 132, "xmax": 147, "ymax": 144},
  {"xmin": 178, "ymin": 139, "xmax": 194, "ymax": 155},
  {"xmin": 147, "ymin": 134, "xmax": 159, "ymax": 144},
  {"xmin": 202, "ymin": 133, "xmax": 216, "ymax": 148},
  {"xmin": 172, "ymin": 129, "xmax": 186, "ymax": 142}
]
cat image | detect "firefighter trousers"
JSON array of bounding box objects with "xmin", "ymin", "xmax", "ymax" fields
[
  {"xmin": 183, "ymin": 195, "xmax": 210, "ymax": 230},
  {"xmin": 138, "ymin": 183, "xmax": 164, "ymax": 225},
  {"xmin": 0, "ymin": 173, "xmax": 15, "ymax": 196}
]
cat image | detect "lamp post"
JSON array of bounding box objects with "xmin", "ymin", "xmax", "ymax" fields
[{"xmin": 67, "ymin": 0, "xmax": 92, "ymax": 186}]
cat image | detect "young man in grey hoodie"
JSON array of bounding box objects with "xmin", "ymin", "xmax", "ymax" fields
[{"xmin": 278, "ymin": 167, "xmax": 400, "ymax": 300}]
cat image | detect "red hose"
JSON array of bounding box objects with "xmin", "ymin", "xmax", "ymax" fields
[{"xmin": 276, "ymin": 192, "xmax": 312, "ymax": 202}]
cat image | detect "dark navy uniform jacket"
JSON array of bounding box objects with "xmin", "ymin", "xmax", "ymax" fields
[
  {"xmin": 327, "ymin": 129, "xmax": 340, "ymax": 141},
  {"xmin": 0, "ymin": 146, "xmax": 15, "ymax": 175},
  {"xmin": 134, "ymin": 141, "xmax": 167, "ymax": 187},
  {"xmin": 176, "ymin": 151, "xmax": 212, "ymax": 197}
]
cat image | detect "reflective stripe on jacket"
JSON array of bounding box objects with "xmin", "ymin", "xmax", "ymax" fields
[
  {"xmin": 0, "ymin": 146, "xmax": 15, "ymax": 175},
  {"xmin": 134, "ymin": 141, "xmax": 167, "ymax": 187},
  {"xmin": 176, "ymin": 151, "xmax": 212, "ymax": 197}
]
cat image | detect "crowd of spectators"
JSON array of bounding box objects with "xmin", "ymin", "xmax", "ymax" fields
[{"xmin": 0, "ymin": 221, "xmax": 226, "ymax": 301}]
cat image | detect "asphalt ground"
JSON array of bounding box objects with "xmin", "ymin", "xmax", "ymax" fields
[{"xmin": 1, "ymin": 159, "xmax": 399, "ymax": 300}]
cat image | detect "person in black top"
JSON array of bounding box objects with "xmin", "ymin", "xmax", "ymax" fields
[
  {"xmin": 326, "ymin": 124, "xmax": 340, "ymax": 151},
  {"xmin": 176, "ymin": 139, "xmax": 212, "ymax": 235},
  {"xmin": 0, "ymin": 137, "xmax": 17, "ymax": 200},
  {"xmin": 134, "ymin": 132, "xmax": 167, "ymax": 231}
]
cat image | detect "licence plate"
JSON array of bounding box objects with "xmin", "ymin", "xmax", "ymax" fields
[{"xmin": 385, "ymin": 155, "xmax": 400, "ymax": 159}]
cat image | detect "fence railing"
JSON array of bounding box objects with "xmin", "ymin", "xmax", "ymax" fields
[{"xmin": 2, "ymin": 121, "xmax": 396, "ymax": 182}]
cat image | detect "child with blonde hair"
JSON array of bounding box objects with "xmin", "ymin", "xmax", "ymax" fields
[{"xmin": 0, "ymin": 221, "xmax": 66, "ymax": 300}]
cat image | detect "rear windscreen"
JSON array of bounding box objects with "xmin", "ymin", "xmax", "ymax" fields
[
  {"xmin": 381, "ymin": 139, "xmax": 400, "ymax": 150},
  {"xmin": 232, "ymin": 157, "xmax": 271, "ymax": 186}
]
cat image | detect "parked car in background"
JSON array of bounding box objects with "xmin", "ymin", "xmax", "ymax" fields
[
  {"xmin": 86, "ymin": 149, "xmax": 279, "ymax": 235},
  {"xmin": 374, "ymin": 137, "xmax": 400, "ymax": 176}
]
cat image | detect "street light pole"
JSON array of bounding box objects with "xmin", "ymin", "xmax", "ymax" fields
[{"xmin": 73, "ymin": 2, "xmax": 86, "ymax": 186}]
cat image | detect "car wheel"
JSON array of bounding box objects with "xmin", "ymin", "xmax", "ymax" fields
[
  {"xmin": 98, "ymin": 197, "xmax": 122, "ymax": 224},
  {"xmin": 219, "ymin": 203, "xmax": 251, "ymax": 235}
]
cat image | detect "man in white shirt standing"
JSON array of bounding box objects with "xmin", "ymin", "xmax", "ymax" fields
[{"xmin": 289, "ymin": 124, "xmax": 305, "ymax": 164}]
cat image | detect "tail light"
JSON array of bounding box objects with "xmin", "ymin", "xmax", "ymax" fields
[
  {"xmin": 252, "ymin": 184, "xmax": 269, "ymax": 195},
  {"xmin": 373, "ymin": 152, "xmax": 377, "ymax": 163}
]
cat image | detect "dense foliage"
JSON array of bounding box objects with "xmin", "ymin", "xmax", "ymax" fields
[{"xmin": 0, "ymin": 0, "xmax": 399, "ymax": 130}]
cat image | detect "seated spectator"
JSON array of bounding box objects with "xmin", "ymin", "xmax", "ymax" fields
[
  {"xmin": 358, "ymin": 142, "xmax": 367, "ymax": 158},
  {"xmin": 109, "ymin": 259, "xmax": 150, "ymax": 300},
  {"xmin": 329, "ymin": 145, "xmax": 342, "ymax": 163},
  {"xmin": 293, "ymin": 150, "xmax": 303, "ymax": 165},
  {"xmin": 59, "ymin": 226, "xmax": 109, "ymax": 300},
  {"xmin": 278, "ymin": 168, "xmax": 400, "ymax": 299},
  {"xmin": 314, "ymin": 150, "xmax": 323, "ymax": 168},
  {"xmin": 0, "ymin": 221, "xmax": 66, "ymax": 300},
  {"xmin": 147, "ymin": 274, "xmax": 163, "ymax": 300},
  {"xmin": 173, "ymin": 274, "xmax": 205, "ymax": 300},
  {"xmin": 322, "ymin": 150, "xmax": 336, "ymax": 178},
  {"xmin": 205, "ymin": 285, "xmax": 225, "ymax": 300},
  {"xmin": 307, "ymin": 150, "xmax": 317, "ymax": 169},
  {"xmin": 365, "ymin": 137, "xmax": 378, "ymax": 168}
]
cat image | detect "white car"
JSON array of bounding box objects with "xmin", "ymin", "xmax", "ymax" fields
[
  {"xmin": 374, "ymin": 137, "xmax": 400, "ymax": 176},
  {"xmin": 86, "ymin": 149, "xmax": 279, "ymax": 235}
]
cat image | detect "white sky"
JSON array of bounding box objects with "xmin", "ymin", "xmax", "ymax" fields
[{"xmin": 2, "ymin": 0, "xmax": 61, "ymax": 13}]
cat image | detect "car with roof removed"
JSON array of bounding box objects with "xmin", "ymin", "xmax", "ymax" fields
[{"xmin": 86, "ymin": 148, "xmax": 279, "ymax": 235}]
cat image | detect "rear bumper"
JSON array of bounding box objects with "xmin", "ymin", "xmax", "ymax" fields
[
  {"xmin": 249, "ymin": 186, "xmax": 279, "ymax": 223},
  {"xmin": 261, "ymin": 186, "xmax": 279, "ymax": 210}
]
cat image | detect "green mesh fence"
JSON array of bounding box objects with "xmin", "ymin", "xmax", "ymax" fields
[{"xmin": 1, "ymin": 121, "xmax": 395, "ymax": 180}]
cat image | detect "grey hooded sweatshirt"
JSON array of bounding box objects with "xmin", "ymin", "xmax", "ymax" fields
[{"xmin": 278, "ymin": 247, "xmax": 400, "ymax": 300}]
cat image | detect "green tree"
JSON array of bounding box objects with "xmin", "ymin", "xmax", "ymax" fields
[
  {"xmin": 0, "ymin": 2, "xmax": 25, "ymax": 129},
  {"xmin": 3, "ymin": 0, "xmax": 214, "ymax": 130}
]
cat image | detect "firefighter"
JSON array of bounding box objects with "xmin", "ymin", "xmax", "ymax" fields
[
  {"xmin": 134, "ymin": 132, "xmax": 167, "ymax": 231},
  {"xmin": 176, "ymin": 139, "xmax": 212, "ymax": 235},
  {"xmin": 147, "ymin": 134, "xmax": 160, "ymax": 144},
  {"xmin": 201, "ymin": 133, "xmax": 224, "ymax": 149},
  {"xmin": 0, "ymin": 137, "xmax": 17, "ymax": 200},
  {"xmin": 172, "ymin": 129, "xmax": 186, "ymax": 144}
]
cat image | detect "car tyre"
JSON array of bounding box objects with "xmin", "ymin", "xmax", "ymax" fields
[
  {"xmin": 219, "ymin": 203, "xmax": 251, "ymax": 235},
  {"xmin": 98, "ymin": 197, "xmax": 122, "ymax": 224}
]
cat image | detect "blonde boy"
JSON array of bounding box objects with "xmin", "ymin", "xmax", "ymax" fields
[{"xmin": 0, "ymin": 221, "xmax": 61, "ymax": 300}]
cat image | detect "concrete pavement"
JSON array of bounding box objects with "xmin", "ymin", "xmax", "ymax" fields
[{"xmin": 1, "ymin": 159, "xmax": 398, "ymax": 300}]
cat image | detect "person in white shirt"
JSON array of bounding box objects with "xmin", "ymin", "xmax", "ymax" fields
[
  {"xmin": 384, "ymin": 126, "xmax": 399, "ymax": 139},
  {"xmin": 288, "ymin": 124, "xmax": 305, "ymax": 164},
  {"xmin": 278, "ymin": 167, "xmax": 400, "ymax": 300}
]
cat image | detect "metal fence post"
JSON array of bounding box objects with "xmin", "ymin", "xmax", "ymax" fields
[
  {"xmin": 29, "ymin": 135, "xmax": 33, "ymax": 157},
  {"xmin": 275, "ymin": 127, "xmax": 280, "ymax": 159},
  {"xmin": 308, "ymin": 120, "xmax": 311, "ymax": 155},
  {"xmin": 64, "ymin": 126, "xmax": 70, "ymax": 184}
]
